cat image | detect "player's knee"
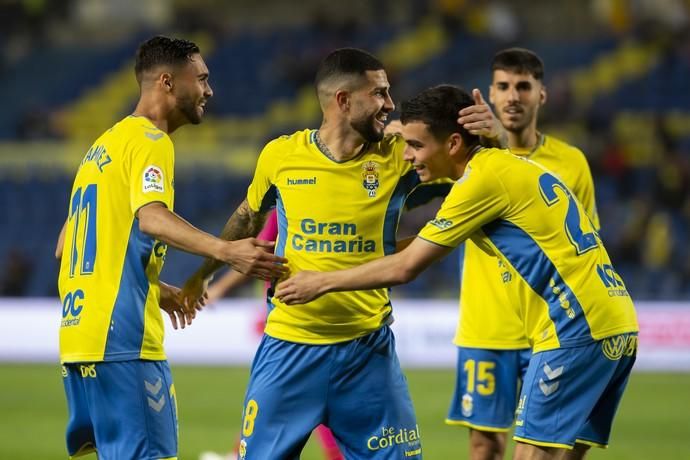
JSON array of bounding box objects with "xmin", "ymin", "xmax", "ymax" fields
[
  {"xmin": 512, "ymin": 442, "xmax": 560, "ymax": 460},
  {"xmin": 563, "ymin": 443, "xmax": 590, "ymax": 460},
  {"xmin": 469, "ymin": 429, "xmax": 507, "ymax": 460}
]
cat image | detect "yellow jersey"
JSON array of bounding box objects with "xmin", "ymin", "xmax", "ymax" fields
[
  {"xmin": 247, "ymin": 129, "xmax": 422, "ymax": 344},
  {"xmin": 456, "ymin": 135, "xmax": 600, "ymax": 349},
  {"xmin": 58, "ymin": 116, "xmax": 174, "ymax": 363},
  {"xmin": 419, "ymin": 148, "xmax": 637, "ymax": 353}
]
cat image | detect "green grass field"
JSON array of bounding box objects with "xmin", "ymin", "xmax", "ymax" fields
[{"xmin": 1, "ymin": 365, "xmax": 688, "ymax": 459}]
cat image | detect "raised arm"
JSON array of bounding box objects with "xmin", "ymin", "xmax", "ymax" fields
[
  {"xmin": 459, "ymin": 88, "xmax": 508, "ymax": 149},
  {"xmin": 390, "ymin": 89, "xmax": 507, "ymax": 149},
  {"xmin": 275, "ymin": 237, "xmax": 452, "ymax": 304}
]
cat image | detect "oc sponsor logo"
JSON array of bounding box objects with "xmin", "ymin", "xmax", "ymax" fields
[
  {"xmin": 596, "ymin": 264, "xmax": 629, "ymax": 297},
  {"xmin": 61, "ymin": 289, "xmax": 85, "ymax": 327}
]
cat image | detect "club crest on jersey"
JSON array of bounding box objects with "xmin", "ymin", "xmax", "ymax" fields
[
  {"xmin": 143, "ymin": 165, "xmax": 164, "ymax": 193},
  {"xmin": 362, "ymin": 161, "xmax": 380, "ymax": 197},
  {"xmin": 238, "ymin": 439, "xmax": 247, "ymax": 459},
  {"xmin": 461, "ymin": 393, "xmax": 473, "ymax": 417}
]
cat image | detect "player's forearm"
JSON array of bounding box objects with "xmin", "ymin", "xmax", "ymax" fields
[
  {"xmin": 480, "ymin": 128, "xmax": 508, "ymax": 149},
  {"xmin": 395, "ymin": 236, "xmax": 416, "ymax": 252},
  {"xmin": 138, "ymin": 204, "xmax": 224, "ymax": 260},
  {"xmin": 321, "ymin": 238, "xmax": 450, "ymax": 294},
  {"xmin": 323, "ymin": 252, "xmax": 418, "ymax": 294},
  {"xmin": 158, "ymin": 280, "xmax": 177, "ymax": 303},
  {"xmin": 195, "ymin": 199, "xmax": 268, "ymax": 279}
]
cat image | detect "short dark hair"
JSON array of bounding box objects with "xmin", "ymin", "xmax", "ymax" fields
[
  {"xmin": 401, "ymin": 85, "xmax": 478, "ymax": 146},
  {"xmin": 134, "ymin": 36, "xmax": 200, "ymax": 83},
  {"xmin": 314, "ymin": 48, "xmax": 384, "ymax": 90},
  {"xmin": 492, "ymin": 48, "xmax": 544, "ymax": 80}
]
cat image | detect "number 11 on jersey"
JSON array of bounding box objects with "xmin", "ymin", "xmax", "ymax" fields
[{"xmin": 69, "ymin": 184, "xmax": 98, "ymax": 277}]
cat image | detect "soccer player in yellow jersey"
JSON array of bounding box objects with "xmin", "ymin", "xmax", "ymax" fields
[
  {"xmin": 442, "ymin": 48, "xmax": 602, "ymax": 460},
  {"xmin": 182, "ymin": 49, "xmax": 501, "ymax": 459},
  {"xmin": 276, "ymin": 85, "xmax": 638, "ymax": 460},
  {"xmin": 56, "ymin": 36, "xmax": 286, "ymax": 460}
]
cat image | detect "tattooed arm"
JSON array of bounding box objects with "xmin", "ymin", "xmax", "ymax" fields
[
  {"xmin": 196, "ymin": 199, "xmax": 269, "ymax": 277},
  {"xmin": 181, "ymin": 199, "xmax": 283, "ymax": 308}
]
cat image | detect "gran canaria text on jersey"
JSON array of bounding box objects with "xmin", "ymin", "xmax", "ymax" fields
[{"xmin": 291, "ymin": 218, "xmax": 376, "ymax": 253}]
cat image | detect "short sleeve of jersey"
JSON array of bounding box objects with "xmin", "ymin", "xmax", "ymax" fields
[
  {"xmin": 246, "ymin": 138, "xmax": 283, "ymax": 212},
  {"xmin": 570, "ymin": 147, "xmax": 600, "ymax": 230},
  {"xmin": 129, "ymin": 134, "xmax": 174, "ymax": 213},
  {"xmin": 418, "ymin": 164, "xmax": 509, "ymax": 248}
]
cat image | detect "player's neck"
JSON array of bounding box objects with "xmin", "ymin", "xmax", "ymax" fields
[
  {"xmin": 133, "ymin": 97, "xmax": 175, "ymax": 134},
  {"xmin": 508, "ymin": 126, "xmax": 540, "ymax": 151},
  {"xmin": 452, "ymin": 143, "xmax": 482, "ymax": 179},
  {"xmin": 316, "ymin": 124, "xmax": 367, "ymax": 162}
]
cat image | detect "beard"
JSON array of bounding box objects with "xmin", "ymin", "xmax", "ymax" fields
[
  {"xmin": 177, "ymin": 92, "xmax": 203, "ymax": 125},
  {"xmin": 351, "ymin": 113, "xmax": 384, "ymax": 143},
  {"xmin": 500, "ymin": 106, "xmax": 535, "ymax": 134}
]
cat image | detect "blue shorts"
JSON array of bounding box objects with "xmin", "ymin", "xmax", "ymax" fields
[
  {"xmin": 446, "ymin": 347, "xmax": 531, "ymax": 431},
  {"xmin": 239, "ymin": 326, "xmax": 422, "ymax": 459},
  {"xmin": 514, "ymin": 333, "xmax": 637, "ymax": 449},
  {"xmin": 62, "ymin": 360, "xmax": 178, "ymax": 459}
]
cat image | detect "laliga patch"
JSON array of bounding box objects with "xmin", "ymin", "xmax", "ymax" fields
[{"xmin": 143, "ymin": 165, "xmax": 165, "ymax": 193}]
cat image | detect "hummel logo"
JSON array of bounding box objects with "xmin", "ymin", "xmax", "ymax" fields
[
  {"xmin": 539, "ymin": 379, "xmax": 559, "ymax": 396},
  {"xmin": 539, "ymin": 362, "xmax": 564, "ymax": 396},
  {"xmin": 145, "ymin": 378, "xmax": 163, "ymax": 395},
  {"xmin": 543, "ymin": 363, "xmax": 563, "ymax": 380},
  {"xmin": 145, "ymin": 132, "xmax": 164, "ymax": 141},
  {"xmin": 288, "ymin": 177, "xmax": 317, "ymax": 185},
  {"xmin": 145, "ymin": 378, "xmax": 165, "ymax": 412},
  {"xmin": 148, "ymin": 395, "xmax": 166, "ymax": 412}
]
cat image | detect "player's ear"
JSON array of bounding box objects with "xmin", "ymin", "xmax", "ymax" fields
[
  {"xmin": 488, "ymin": 84, "xmax": 495, "ymax": 105},
  {"xmin": 448, "ymin": 133, "xmax": 463, "ymax": 156},
  {"xmin": 539, "ymin": 84, "xmax": 547, "ymax": 106},
  {"xmin": 335, "ymin": 89, "xmax": 351, "ymax": 113},
  {"xmin": 160, "ymin": 72, "xmax": 174, "ymax": 92}
]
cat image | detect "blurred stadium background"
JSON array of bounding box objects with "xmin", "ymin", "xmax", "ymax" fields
[{"xmin": 1, "ymin": 0, "xmax": 689, "ymax": 459}]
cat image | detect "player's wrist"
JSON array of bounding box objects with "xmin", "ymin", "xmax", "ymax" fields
[
  {"xmin": 213, "ymin": 238, "xmax": 234, "ymax": 265},
  {"xmin": 321, "ymin": 272, "xmax": 338, "ymax": 295}
]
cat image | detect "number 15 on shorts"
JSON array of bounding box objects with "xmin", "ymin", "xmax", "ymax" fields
[{"xmin": 465, "ymin": 359, "xmax": 496, "ymax": 395}]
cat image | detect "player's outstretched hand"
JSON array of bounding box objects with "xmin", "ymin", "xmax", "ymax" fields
[
  {"xmin": 160, "ymin": 281, "xmax": 204, "ymax": 329},
  {"xmin": 221, "ymin": 238, "xmax": 288, "ymax": 281},
  {"xmin": 458, "ymin": 88, "xmax": 504, "ymax": 140},
  {"xmin": 274, "ymin": 271, "xmax": 327, "ymax": 305}
]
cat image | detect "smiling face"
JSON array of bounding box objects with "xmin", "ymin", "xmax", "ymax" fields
[
  {"xmin": 348, "ymin": 69, "xmax": 395, "ymax": 142},
  {"xmin": 401, "ymin": 121, "xmax": 457, "ymax": 182},
  {"xmin": 173, "ymin": 53, "xmax": 213, "ymax": 125},
  {"xmin": 489, "ymin": 69, "xmax": 545, "ymax": 134}
]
